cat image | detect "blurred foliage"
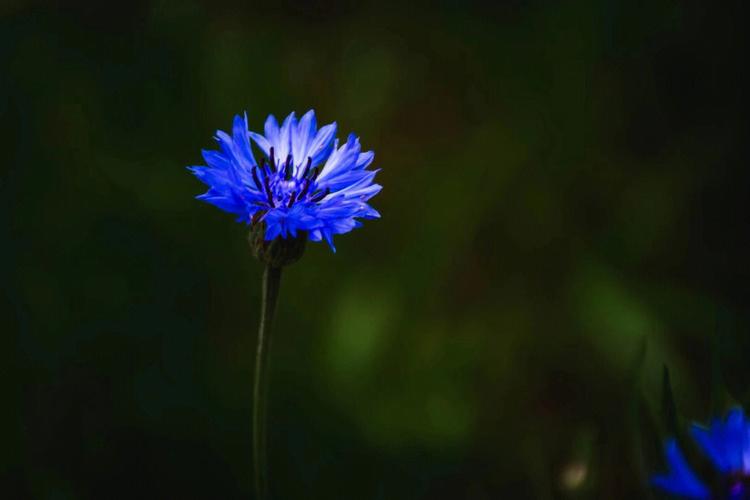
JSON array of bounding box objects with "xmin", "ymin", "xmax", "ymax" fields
[{"xmin": 2, "ymin": 1, "xmax": 749, "ymax": 498}]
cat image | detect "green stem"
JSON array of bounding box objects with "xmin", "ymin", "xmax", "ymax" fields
[{"xmin": 253, "ymin": 264, "xmax": 282, "ymax": 500}]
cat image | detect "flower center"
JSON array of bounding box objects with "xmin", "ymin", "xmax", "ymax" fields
[{"xmin": 250, "ymin": 147, "xmax": 330, "ymax": 216}]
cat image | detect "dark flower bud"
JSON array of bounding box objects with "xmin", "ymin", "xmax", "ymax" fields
[{"xmin": 249, "ymin": 223, "xmax": 306, "ymax": 268}]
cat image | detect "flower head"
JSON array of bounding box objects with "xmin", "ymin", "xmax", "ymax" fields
[
  {"xmin": 189, "ymin": 111, "xmax": 381, "ymax": 252},
  {"xmin": 652, "ymin": 408, "xmax": 750, "ymax": 499}
]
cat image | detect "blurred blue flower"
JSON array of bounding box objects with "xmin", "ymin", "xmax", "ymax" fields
[
  {"xmin": 190, "ymin": 111, "xmax": 381, "ymax": 252},
  {"xmin": 653, "ymin": 408, "xmax": 750, "ymax": 499}
]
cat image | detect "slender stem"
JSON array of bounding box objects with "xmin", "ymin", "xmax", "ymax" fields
[{"xmin": 253, "ymin": 265, "xmax": 282, "ymax": 500}]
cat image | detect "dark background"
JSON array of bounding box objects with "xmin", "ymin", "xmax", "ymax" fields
[{"xmin": 3, "ymin": 1, "xmax": 749, "ymax": 498}]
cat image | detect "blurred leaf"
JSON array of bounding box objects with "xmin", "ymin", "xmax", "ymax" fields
[{"xmin": 661, "ymin": 365, "xmax": 678, "ymax": 438}]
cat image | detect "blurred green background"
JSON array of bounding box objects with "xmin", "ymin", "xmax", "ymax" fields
[{"xmin": 3, "ymin": 1, "xmax": 749, "ymax": 498}]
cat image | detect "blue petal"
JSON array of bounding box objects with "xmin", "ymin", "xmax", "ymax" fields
[
  {"xmin": 214, "ymin": 131, "xmax": 246, "ymax": 186},
  {"xmin": 276, "ymin": 112, "xmax": 296, "ymax": 163},
  {"xmin": 317, "ymin": 133, "xmax": 360, "ymax": 183},
  {"xmin": 264, "ymin": 114, "xmax": 280, "ymax": 152},
  {"xmin": 652, "ymin": 440, "xmax": 710, "ymax": 499},
  {"xmin": 249, "ymin": 131, "xmax": 271, "ymax": 156},
  {"xmin": 308, "ymin": 229, "xmax": 323, "ymax": 242},
  {"xmin": 214, "ymin": 130, "xmax": 236, "ymax": 164},
  {"xmin": 724, "ymin": 408, "xmax": 748, "ymax": 471},
  {"xmin": 322, "ymin": 228, "xmax": 336, "ymax": 252},
  {"xmin": 692, "ymin": 408, "xmax": 748, "ymax": 473},
  {"xmin": 359, "ymin": 205, "xmax": 380, "ymax": 219},
  {"xmin": 306, "ymin": 122, "xmax": 337, "ymax": 167},
  {"xmin": 196, "ymin": 193, "xmax": 246, "ymax": 215},
  {"xmin": 329, "ymin": 218, "xmax": 358, "ymax": 233},
  {"xmin": 320, "ymin": 169, "xmax": 376, "ymax": 193},
  {"xmin": 264, "ymin": 220, "xmax": 282, "ymax": 241},
  {"xmin": 292, "ymin": 110, "xmax": 316, "ymax": 168},
  {"xmin": 351, "ymin": 183, "xmax": 382, "ymax": 201},
  {"xmin": 355, "ymin": 151, "xmax": 374, "ymax": 169},
  {"xmin": 201, "ymin": 149, "xmax": 231, "ymax": 170},
  {"xmin": 189, "ymin": 166, "xmax": 230, "ymax": 189},
  {"xmin": 233, "ymin": 113, "xmax": 257, "ymax": 168}
]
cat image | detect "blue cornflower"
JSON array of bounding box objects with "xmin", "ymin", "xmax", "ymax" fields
[
  {"xmin": 189, "ymin": 110, "xmax": 381, "ymax": 252},
  {"xmin": 652, "ymin": 408, "xmax": 750, "ymax": 499}
]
